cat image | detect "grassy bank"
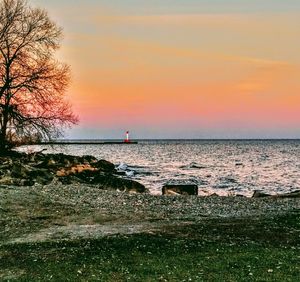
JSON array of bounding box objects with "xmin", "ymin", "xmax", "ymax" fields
[{"xmin": 1, "ymin": 210, "xmax": 299, "ymax": 281}]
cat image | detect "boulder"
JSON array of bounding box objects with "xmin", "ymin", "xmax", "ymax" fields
[
  {"xmin": 115, "ymin": 171, "xmax": 126, "ymax": 176},
  {"xmin": 34, "ymin": 157, "xmax": 57, "ymax": 169},
  {"xmin": 0, "ymin": 176, "xmax": 14, "ymax": 185},
  {"xmin": 91, "ymin": 159, "xmax": 116, "ymax": 173},
  {"xmin": 28, "ymin": 168, "xmax": 54, "ymax": 185},
  {"xmin": 0, "ymin": 176, "xmax": 34, "ymax": 186},
  {"xmin": 43, "ymin": 153, "xmax": 76, "ymax": 168},
  {"xmin": 33, "ymin": 153, "xmax": 98, "ymax": 170},
  {"xmin": 80, "ymin": 155, "xmax": 98, "ymax": 164},
  {"xmin": 252, "ymin": 190, "xmax": 300, "ymax": 198},
  {"xmin": 93, "ymin": 173, "xmax": 147, "ymax": 193},
  {"xmin": 0, "ymin": 157, "xmax": 13, "ymax": 166},
  {"xmin": 252, "ymin": 190, "xmax": 272, "ymax": 198},
  {"xmin": 10, "ymin": 163, "xmax": 30, "ymax": 178},
  {"xmin": 76, "ymin": 170, "xmax": 147, "ymax": 193},
  {"xmin": 162, "ymin": 184, "xmax": 198, "ymax": 196},
  {"xmin": 18, "ymin": 179, "xmax": 35, "ymax": 186},
  {"xmin": 117, "ymin": 163, "xmax": 128, "ymax": 171},
  {"xmin": 56, "ymin": 164, "xmax": 96, "ymax": 177},
  {"xmin": 57, "ymin": 168, "xmax": 147, "ymax": 193},
  {"xmin": 276, "ymin": 190, "xmax": 300, "ymax": 198}
]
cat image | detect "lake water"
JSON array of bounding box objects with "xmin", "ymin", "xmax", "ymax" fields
[{"xmin": 19, "ymin": 140, "xmax": 300, "ymax": 196}]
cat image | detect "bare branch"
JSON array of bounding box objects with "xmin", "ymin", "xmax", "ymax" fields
[{"xmin": 0, "ymin": 0, "xmax": 78, "ymax": 150}]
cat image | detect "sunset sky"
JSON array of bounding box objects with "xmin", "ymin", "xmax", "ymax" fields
[{"xmin": 33, "ymin": 0, "xmax": 300, "ymax": 139}]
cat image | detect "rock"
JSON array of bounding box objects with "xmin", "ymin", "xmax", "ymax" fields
[
  {"xmin": 276, "ymin": 190, "xmax": 300, "ymax": 198},
  {"xmin": 81, "ymin": 155, "xmax": 98, "ymax": 164},
  {"xmin": 219, "ymin": 177, "xmax": 237, "ymax": 184},
  {"xmin": 47, "ymin": 158, "xmax": 56, "ymax": 167},
  {"xmin": 0, "ymin": 157, "xmax": 13, "ymax": 166},
  {"xmin": 162, "ymin": 184, "xmax": 198, "ymax": 196},
  {"xmin": 43, "ymin": 153, "xmax": 76, "ymax": 168},
  {"xmin": 180, "ymin": 162, "xmax": 206, "ymax": 169},
  {"xmin": 252, "ymin": 190, "xmax": 272, "ymax": 198},
  {"xmin": 56, "ymin": 164, "xmax": 96, "ymax": 177},
  {"xmin": 0, "ymin": 176, "xmax": 34, "ymax": 186},
  {"xmin": 0, "ymin": 176, "xmax": 14, "ymax": 185},
  {"xmin": 115, "ymin": 171, "xmax": 126, "ymax": 176},
  {"xmin": 190, "ymin": 164, "xmax": 206, "ymax": 169},
  {"xmin": 34, "ymin": 159, "xmax": 52, "ymax": 169},
  {"xmin": 94, "ymin": 174, "xmax": 147, "ymax": 193},
  {"xmin": 36, "ymin": 153, "xmax": 98, "ymax": 170},
  {"xmin": 91, "ymin": 159, "xmax": 116, "ymax": 173},
  {"xmin": 18, "ymin": 179, "xmax": 35, "ymax": 186},
  {"xmin": 57, "ymin": 169, "xmax": 147, "ymax": 193},
  {"xmin": 125, "ymin": 170, "xmax": 135, "ymax": 177},
  {"xmin": 93, "ymin": 171, "xmax": 146, "ymax": 193},
  {"xmin": 29, "ymin": 169, "xmax": 54, "ymax": 185},
  {"xmin": 10, "ymin": 163, "xmax": 30, "ymax": 178},
  {"xmin": 0, "ymin": 151, "xmax": 147, "ymax": 192},
  {"xmin": 9, "ymin": 162, "xmax": 54, "ymax": 186},
  {"xmin": 164, "ymin": 190, "xmax": 180, "ymax": 195},
  {"xmin": 117, "ymin": 163, "xmax": 128, "ymax": 171},
  {"xmin": 253, "ymin": 190, "xmax": 300, "ymax": 199}
]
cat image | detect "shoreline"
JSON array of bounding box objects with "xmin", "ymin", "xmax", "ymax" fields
[
  {"xmin": 1, "ymin": 150, "xmax": 299, "ymax": 198},
  {"xmin": 1, "ymin": 182, "xmax": 300, "ymax": 245}
]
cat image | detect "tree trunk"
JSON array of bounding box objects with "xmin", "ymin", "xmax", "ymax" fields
[
  {"xmin": 0, "ymin": 131, "xmax": 7, "ymax": 152},
  {"xmin": 0, "ymin": 108, "xmax": 9, "ymax": 152}
]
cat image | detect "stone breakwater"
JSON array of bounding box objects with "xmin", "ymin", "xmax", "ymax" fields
[{"xmin": 0, "ymin": 151, "xmax": 147, "ymax": 193}]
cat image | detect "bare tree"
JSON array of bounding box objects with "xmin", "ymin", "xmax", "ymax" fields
[{"xmin": 0, "ymin": 0, "xmax": 78, "ymax": 151}]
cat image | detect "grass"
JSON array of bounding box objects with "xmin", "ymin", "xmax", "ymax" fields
[{"xmin": 1, "ymin": 212, "xmax": 299, "ymax": 281}]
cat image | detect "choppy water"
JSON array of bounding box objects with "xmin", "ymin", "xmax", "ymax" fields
[{"xmin": 19, "ymin": 140, "xmax": 300, "ymax": 196}]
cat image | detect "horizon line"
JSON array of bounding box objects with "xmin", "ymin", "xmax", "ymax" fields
[{"xmin": 59, "ymin": 138, "xmax": 300, "ymax": 141}]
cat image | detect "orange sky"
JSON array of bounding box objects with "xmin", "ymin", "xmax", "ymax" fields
[{"xmin": 34, "ymin": 0, "xmax": 300, "ymax": 138}]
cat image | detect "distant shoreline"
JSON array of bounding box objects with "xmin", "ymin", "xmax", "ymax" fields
[
  {"xmin": 34, "ymin": 138, "xmax": 300, "ymax": 143},
  {"xmin": 22, "ymin": 138, "xmax": 300, "ymax": 147},
  {"xmin": 38, "ymin": 141, "xmax": 138, "ymax": 145}
]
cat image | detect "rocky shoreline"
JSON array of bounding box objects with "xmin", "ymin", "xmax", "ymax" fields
[
  {"xmin": 0, "ymin": 151, "xmax": 147, "ymax": 193},
  {"xmin": 1, "ymin": 151, "xmax": 300, "ymax": 198}
]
